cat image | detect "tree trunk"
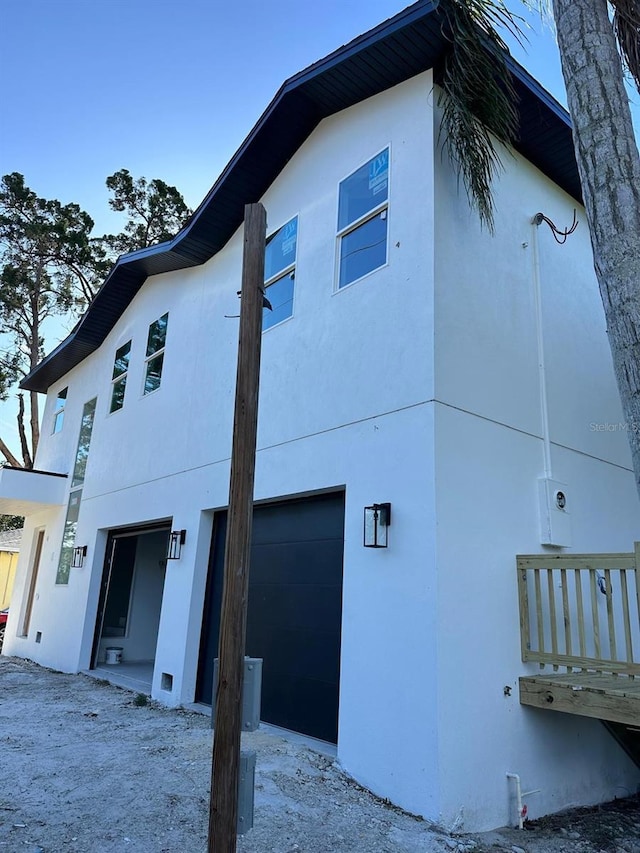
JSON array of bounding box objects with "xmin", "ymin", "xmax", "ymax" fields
[
  {"xmin": 552, "ymin": 0, "xmax": 640, "ymax": 501},
  {"xmin": 18, "ymin": 393, "xmax": 34, "ymax": 469},
  {"xmin": 0, "ymin": 436, "xmax": 21, "ymax": 468},
  {"xmin": 28, "ymin": 270, "xmax": 42, "ymax": 465},
  {"xmin": 30, "ymin": 389, "xmax": 40, "ymax": 464}
]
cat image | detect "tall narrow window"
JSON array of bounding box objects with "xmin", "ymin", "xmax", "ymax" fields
[
  {"xmin": 337, "ymin": 148, "xmax": 389, "ymax": 289},
  {"xmin": 110, "ymin": 341, "xmax": 131, "ymax": 413},
  {"xmin": 56, "ymin": 490, "xmax": 82, "ymax": 585},
  {"xmin": 56, "ymin": 397, "xmax": 97, "ymax": 584},
  {"xmin": 144, "ymin": 313, "xmax": 168, "ymax": 394},
  {"xmin": 72, "ymin": 398, "xmax": 97, "ymax": 488},
  {"xmin": 52, "ymin": 387, "xmax": 67, "ymax": 434},
  {"xmin": 263, "ymin": 216, "xmax": 297, "ymax": 331}
]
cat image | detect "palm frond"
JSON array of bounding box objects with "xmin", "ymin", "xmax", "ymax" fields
[
  {"xmin": 437, "ymin": 0, "xmax": 523, "ymax": 231},
  {"xmin": 610, "ymin": 0, "xmax": 640, "ymax": 91}
]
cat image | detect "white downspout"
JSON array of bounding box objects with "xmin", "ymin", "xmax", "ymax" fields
[{"xmin": 531, "ymin": 214, "xmax": 553, "ymax": 480}]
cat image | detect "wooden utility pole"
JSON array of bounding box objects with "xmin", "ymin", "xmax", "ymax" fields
[{"xmin": 208, "ymin": 202, "xmax": 267, "ymax": 852}]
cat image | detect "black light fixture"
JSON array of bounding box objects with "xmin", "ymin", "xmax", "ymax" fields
[
  {"xmin": 364, "ymin": 503, "xmax": 391, "ymax": 548},
  {"xmin": 72, "ymin": 545, "xmax": 87, "ymax": 568},
  {"xmin": 167, "ymin": 529, "xmax": 186, "ymax": 560}
]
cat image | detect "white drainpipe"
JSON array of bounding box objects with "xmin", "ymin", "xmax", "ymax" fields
[
  {"xmin": 530, "ymin": 215, "xmax": 552, "ymax": 480},
  {"xmin": 506, "ymin": 772, "xmax": 541, "ymax": 829}
]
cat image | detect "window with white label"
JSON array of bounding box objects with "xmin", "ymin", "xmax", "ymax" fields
[{"xmin": 337, "ymin": 148, "xmax": 389, "ymax": 289}]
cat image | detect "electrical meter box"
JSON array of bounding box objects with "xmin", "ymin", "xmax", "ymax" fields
[{"xmin": 538, "ymin": 478, "xmax": 572, "ymax": 547}]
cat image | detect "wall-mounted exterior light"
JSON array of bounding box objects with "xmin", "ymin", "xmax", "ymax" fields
[
  {"xmin": 72, "ymin": 545, "xmax": 87, "ymax": 568},
  {"xmin": 167, "ymin": 529, "xmax": 186, "ymax": 560},
  {"xmin": 364, "ymin": 503, "xmax": 391, "ymax": 548}
]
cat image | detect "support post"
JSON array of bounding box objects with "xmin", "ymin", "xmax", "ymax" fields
[{"xmin": 208, "ymin": 202, "xmax": 267, "ymax": 852}]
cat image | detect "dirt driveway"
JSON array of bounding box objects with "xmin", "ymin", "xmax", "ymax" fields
[{"xmin": 0, "ymin": 657, "xmax": 638, "ymax": 853}]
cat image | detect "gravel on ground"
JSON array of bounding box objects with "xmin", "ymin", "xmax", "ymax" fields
[{"xmin": 0, "ymin": 657, "xmax": 638, "ymax": 853}]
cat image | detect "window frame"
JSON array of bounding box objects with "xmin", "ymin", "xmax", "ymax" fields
[
  {"xmin": 143, "ymin": 313, "xmax": 169, "ymax": 396},
  {"xmin": 263, "ymin": 215, "xmax": 298, "ymax": 332},
  {"xmin": 52, "ymin": 387, "xmax": 67, "ymax": 434},
  {"xmin": 109, "ymin": 340, "xmax": 131, "ymax": 414},
  {"xmin": 56, "ymin": 397, "xmax": 97, "ymax": 585},
  {"xmin": 335, "ymin": 147, "xmax": 390, "ymax": 291}
]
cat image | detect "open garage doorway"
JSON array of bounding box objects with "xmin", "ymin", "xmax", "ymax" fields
[{"xmin": 91, "ymin": 524, "xmax": 170, "ymax": 693}]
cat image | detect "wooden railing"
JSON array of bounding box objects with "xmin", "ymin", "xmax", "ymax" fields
[{"xmin": 517, "ymin": 544, "xmax": 640, "ymax": 676}]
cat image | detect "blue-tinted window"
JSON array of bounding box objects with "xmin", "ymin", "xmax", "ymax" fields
[
  {"xmin": 339, "ymin": 212, "xmax": 388, "ymax": 290},
  {"xmin": 264, "ymin": 217, "xmax": 297, "ymax": 330},
  {"xmin": 337, "ymin": 149, "xmax": 389, "ymax": 289},
  {"xmin": 263, "ymin": 272, "xmax": 295, "ymax": 331},
  {"xmin": 265, "ymin": 217, "xmax": 297, "ymax": 281},
  {"xmin": 338, "ymin": 149, "xmax": 388, "ymax": 230}
]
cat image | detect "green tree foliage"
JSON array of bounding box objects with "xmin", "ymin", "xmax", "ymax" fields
[
  {"xmin": 0, "ymin": 172, "xmax": 105, "ymax": 467},
  {"xmin": 0, "ymin": 512, "xmax": 23, "ymax": 532},
  {"xmin": 101, "ymin": 169, "xmax": 193, "ymax": 257},
  {"xmin": 438, "ymin": 0, "xmax": 524, "ymax": 231},
  {"xmin": 0, "ymin": 170, "xmax": 192, "ymax": 469}
]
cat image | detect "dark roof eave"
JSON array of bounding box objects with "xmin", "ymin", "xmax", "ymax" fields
[{"xmin": 21, "ymin": 0, "xmax": 578, "ymax": 395}]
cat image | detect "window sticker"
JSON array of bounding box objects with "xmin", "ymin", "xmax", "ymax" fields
[{"xmin": 369, "ymin": 149, "xmax": 389, "ymax": 195}]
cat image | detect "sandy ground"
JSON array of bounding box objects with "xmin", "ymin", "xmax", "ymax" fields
[{"xmin": 0, "ymin": 657, "xmax": 638, "ymax": 853}]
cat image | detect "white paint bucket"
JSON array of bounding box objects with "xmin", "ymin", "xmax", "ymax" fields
[{"xmin": 105, "ymin": 647, "xmax": 123, "ymax": 665}]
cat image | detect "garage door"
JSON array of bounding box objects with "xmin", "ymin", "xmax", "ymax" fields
[{"xmin": 197, "ymin": 491, "xmax": 345, "ymax": 743}]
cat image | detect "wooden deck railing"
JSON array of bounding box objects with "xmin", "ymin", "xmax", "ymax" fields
[{"xmin": 517, "ymin": 544, "xmax": 640, "ymax": 676}]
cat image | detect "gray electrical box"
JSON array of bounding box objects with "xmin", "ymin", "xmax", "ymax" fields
[
  {"xmin": 237, "ymin": 749, "xmax": 256, "ymax": 835},
  {"xmin": 211, "ymin": 656, "xmax": 262, "ymax": 732}
]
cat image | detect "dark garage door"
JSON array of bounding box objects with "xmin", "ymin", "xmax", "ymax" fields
[{"xmin": 197, "ymin": 491, "xmax": 345, "ymax": 743}]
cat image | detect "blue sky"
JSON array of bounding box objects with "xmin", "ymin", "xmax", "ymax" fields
[{"xmin": 0, "ymin": 0, "xmax": 638, "ymax": 459}]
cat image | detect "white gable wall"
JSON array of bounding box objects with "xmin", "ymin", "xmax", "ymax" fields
[
  {"xmin": 432, "ymin": 107, "xmax": 639, "ymax": 831},
  {"xmin": 5, "ymin": 71, "xmax": 442, "ymax": 822}
]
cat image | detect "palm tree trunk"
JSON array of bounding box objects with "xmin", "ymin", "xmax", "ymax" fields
[{"xmin": 553, "ymin": 0, "xmax": 640, "ymax": 500}]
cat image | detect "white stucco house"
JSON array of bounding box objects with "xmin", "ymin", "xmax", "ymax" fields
[{"xmin": 1, "ymin": 0, "xmax": 638, "ymax": 833}]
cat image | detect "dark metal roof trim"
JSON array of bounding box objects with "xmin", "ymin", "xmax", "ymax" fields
[
  {"xmin": 22, "ymin": 0, "xmax": 577, "ymax": 394},
  {"xmin": 1, "ymin": 466, "xmax": 68, "ymax": 478}
]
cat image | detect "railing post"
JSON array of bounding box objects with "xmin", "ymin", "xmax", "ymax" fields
[{"xmin": 517, "ymin": 558, "xmax": 531, "ymax": 662}]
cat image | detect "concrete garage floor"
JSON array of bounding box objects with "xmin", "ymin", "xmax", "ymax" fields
[
  {"xmin": 88, "ymin": 660, "xmax": 153, "ymax": 694},
  {"xmin": 0, "ymin": 656, "xmax": 638, "ymax": 853}
]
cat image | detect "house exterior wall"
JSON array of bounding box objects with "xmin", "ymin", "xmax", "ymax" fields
[
  {"xmin": 432, "ymin": 113, "xmax": 640, "ymax": 831},
  {"xmin": 4, "ymin": 72, "xmax": 442, "ymax": 821},
  {"xmin": 4, "ymin": 65, "xmax": 638, "ymax": 834}
]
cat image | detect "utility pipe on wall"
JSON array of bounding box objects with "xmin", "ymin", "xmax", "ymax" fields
[
  {"xmin": 530, "ymin": 215, "xmax": 553, "ymax": 480},
  {"xmin": 506, "ymin": 772, "xmax": 541, "ymax": 829}
]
